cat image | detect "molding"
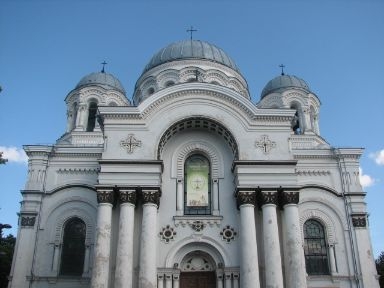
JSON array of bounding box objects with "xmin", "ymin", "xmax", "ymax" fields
[
  {"xmin": 231, "ymin": 160, "xmax": 297, "ymax": 172},
  {"xmin": 173, "ymin": 216, "xmax": 223, "ymax": 228}
]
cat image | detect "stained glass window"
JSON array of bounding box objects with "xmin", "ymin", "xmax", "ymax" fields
[
  {"xmin": 184, "ymin": 154, "xmax": 211, "ymax": 215},
  {"xmin": 60, "ymin": 218, "xmax": 86, "ymax": 276},
  {"xmin": 304, "ymin": 219, "xmax": 330, "ymax": 275}
]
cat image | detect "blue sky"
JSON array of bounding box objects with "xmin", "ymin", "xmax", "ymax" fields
[{"xmin": 1, "ymin": 0, "xmax": 383, "ymax": 256}]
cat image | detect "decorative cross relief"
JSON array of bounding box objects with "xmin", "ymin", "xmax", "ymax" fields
[
  {"xmin": 255, "ymin": 135, "xmax": 276, "ymax": 154},
  {"xmin": 120, "ymin": 134, "xmax": 142, "ymax": 154}
]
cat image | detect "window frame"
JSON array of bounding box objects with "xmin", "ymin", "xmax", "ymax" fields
[
  {"xmin": 184, "ymin": 154, "xmax": 212, "ymax": 215},
  {"xmin": 303, "ymin": 219, "xmax": 330, "ymax": 275},
  {"xmin": 60, "ymin": 217, "xmax": 86, "ymax": 276}
]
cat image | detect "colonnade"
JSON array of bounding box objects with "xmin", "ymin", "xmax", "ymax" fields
[
  {"xmin": 236, "ymin": 188, "xmax": 307, "ymax": 288},
  {"xmin": 91, "ymin": 186, "xmax": 306, "ymax": 288},
  {"xmin": 91, "ymin": 186, "xmax": 161, "ymax": 288}
]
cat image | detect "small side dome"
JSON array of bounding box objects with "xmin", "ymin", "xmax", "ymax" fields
[
  {"xmin": 261, "ymin": 74, "xmax": 310, "ymax": 99},
  {"xmin": 76, "ymin": 72, "xmax": 126, "ymax": 94}
]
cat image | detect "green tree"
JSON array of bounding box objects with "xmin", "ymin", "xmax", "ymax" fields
[
  {"xmin": 377, "ymin": 251, "xmax": 384, "ymax": 288},
  {"xmin": 0, "ymin": 234, "xmax": 16, "ymax": 288}
]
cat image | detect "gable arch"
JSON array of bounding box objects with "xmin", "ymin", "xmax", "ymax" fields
[{"xmin": 157, "ymin": 117, "xmax": 239, "ymax": 161}]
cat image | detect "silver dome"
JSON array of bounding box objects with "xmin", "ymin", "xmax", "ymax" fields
[
  {"xmin": 142, "ymin": 40, "xmax": 240, "ymax": 74},
  {"xmin": 76, "ymin": 72, "xmax": 126, "ymax": 94},
  {"xmin": 261, "ymin": 74, "xmax": 310, "ymax": 99}
]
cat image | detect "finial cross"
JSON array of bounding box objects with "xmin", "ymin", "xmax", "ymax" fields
[
  {"xmin": 279, "ymin": 64, "xmax": 285, "ymax": 76},
  {"xmin": 187, "ymin": 26, "xmax": 197, "ymax": 40},
  {"xmin": 101, "ymin": 61, "xmax": 107, "ymax": 73}
]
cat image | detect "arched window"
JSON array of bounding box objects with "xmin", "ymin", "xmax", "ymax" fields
[
  {"xmin": 60, "ymin": 218, "xmax": 86, "ymax": 276},
  {"xmin": 304, "ymin": 219, "xmax": 330, "ymax": 275},
  {"xmin": 184, "ymin": 154, "xmax": 211, "ymax": 215},
  {"xmin": 86, "ymin": 102, "xmax": 98, "ymax": 132}
]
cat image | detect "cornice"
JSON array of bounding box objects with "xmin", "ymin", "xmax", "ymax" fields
[{"xmin": 232, "ymin": 160, "xmax": 297, "ymax": 172}]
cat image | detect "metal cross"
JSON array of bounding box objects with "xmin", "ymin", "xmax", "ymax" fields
[
  {"xmin": 101, "ymin": 61, "xmax": 107, "ymax": 73},
  {"xmin": 279, "ymin": 64, "xmax": 285, "ymax": 76},
  {"xmin": 187, "ymin": 26, "xmax": 197, "ymax": 40},
  {"xmin": 120, "ymin": 134, "xmax": 142, "ymax": 154},
  {"xmin": 255, "ymin": 135, "xmax": 276, "ymax": 154}
]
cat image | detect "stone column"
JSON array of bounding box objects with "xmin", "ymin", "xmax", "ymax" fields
[
  {"xmin": 165, "ymin": 273, "xmax": 172, "ymax": 288},
  {"xmin": 224, "ymin": 272, "xmax": 232, "ymax": 288},
  {"xmin": 352, "ymin": 214, "xmax": 380, "ymax": 288},
  {"xmin": 52, "ymin": 243, "xmax": 60, "ymax": 274},
  {"xmin": 260, "ymin": 191, "xmax": 284, "ymax": 288},
  {"xmin": 236, "ymin": 190, "xmax": 260, "ymax": 288},
  {"xmin": 76, "ymin": 104, "xmax": 87, "ymax": 131},
  {"xmin": 328, "ymin": 244, "xmax": 337, "ymax": 275},
  {"xmin": 281, "ymin": 191, "xmax": 307, "ymax": 288},
  {"xmin": 83, "ymin": 244, "xmax": 91, "ymax": 275},
  {"xmin": 139, "ymin": 188, "xmax": 161, "ymax": 288},
  {"xmin": 91, "ymin": 188, "xmax": 114, "ymax": 288},
  {"xmin": 176, "ymin": 178, "xmax": 183, "ymax": 215},
  {"xmin": 212, "ymin": 179, "xmax": 219, "ymax": 215},
  {"xmin": 115, "ymin": 188, "xmax": 137, "ymax": 288},
  {"xmin": 157, "ymin": 274, "xmax": 164, "ymax": 288},
  {"xmin": 217, "ymin": 272, "xmax": 224, "ymax": 288},
  {"xmin": 173, "ymin": 273, "xmax": 180, "ymax": 288},
  {"xmin": 233, "ymin": 273, "xmax": 240, "ymax": 288}
]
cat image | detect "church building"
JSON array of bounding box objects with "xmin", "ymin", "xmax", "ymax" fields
[{"xmin": 8, "ymin": 39, "xmax": 379, "ymax": 288}]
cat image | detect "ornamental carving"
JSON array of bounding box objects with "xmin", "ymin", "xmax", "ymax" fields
[
  {"xmin": 220, "ymin": 225, "xmax": 237, "ymax": 243},
  {"xmin": 280, "ymin": 191, "xmax": 300, "ymax": 206},
  {"xmin": 190, "ymin": 220, "xmax": 206, "ymax": 232},
  {"xmin": 159, "ymin": 225, "xmax": 176, "ymax": 243},
  {"xmin": 21, "ymin": 216, "xmax": 36, "ymax": 227},
  {"xmin": 142, "ymin": 190, "xmax": 161, "ymax": 206},
  {"xmin": 255, "ymin": 135, "xmax": 276, "ymax": 154},
  {"xmin": 119, "ymin": 189, "xmax": 137, "ymax": 205},
  {"xmin": 97, "ymin": 190, "xmax": 114, "ymax": 204},
  {"xmin": 120, "ymin": 134, "xmax": 142, "ymax": 154},
  {"xmin": 260, "ymin": 192, "xmax": 278, "ymax": 206},
  {"xmin": 236, "ymin": 191, "xmax": 256, "ymax": 207},
  {"xmin": 352, "ymin": 215, "xmax": 367, "ymax": 228}
]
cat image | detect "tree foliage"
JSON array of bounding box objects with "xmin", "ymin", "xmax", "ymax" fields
[
  {"xmin": 377, "ymin": 251, "xmax": 384, "ymax": 288},
  {"xmin": 0, "ymin": 234, "xmax": 15, "ymax": 288}
]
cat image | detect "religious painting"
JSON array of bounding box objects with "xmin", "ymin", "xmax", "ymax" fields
[{"xmin": 185, "ymin": 155, "xmax": 209, "ymax": 207}]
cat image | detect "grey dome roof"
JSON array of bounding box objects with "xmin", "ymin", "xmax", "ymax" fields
[
  {"xmin": 76, "ymin": 72, "xmax": 126, "ymax": 94},
  {"xmin": 143, "ymin": 40, "xmax": 240, "ymax": 74},
  {"xmin": 261, "ymin": 74, "xmax": 310, "ymax": 99}
]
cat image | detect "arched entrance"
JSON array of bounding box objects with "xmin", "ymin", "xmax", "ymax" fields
[{"xmin": 179, "ymin": 251, "xmax": 217, "ymax": 288}]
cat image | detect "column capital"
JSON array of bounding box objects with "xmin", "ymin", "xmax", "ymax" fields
[
  {"xmin": 351, "ymin": 213, "xmax": 367, "ymax": 228},
  {"xmin": 118, "ymin": 188, "xmax": 137, "ymax": 205},
  {"xmin": 142, "ymin": 188, "xmax": 161, "ymax": 207},
  {"xmin": 280, "ymin": 191, "xmax": 299, "ymax": 206},
  {"xmin": 96, "ymin": 188, "xmax": 115, "ymax": 204},
  {"xmin": 260, "ymin": 191, "xmax": 279, "ymax": 206},
  {"xmin": 236, "ymin": 189, "xmax": 256, "ymax": 207}
]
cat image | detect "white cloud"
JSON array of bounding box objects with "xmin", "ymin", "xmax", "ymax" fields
[
  {"xmin": 370, "ymin": 149, "xmax": 384, "ymax": 166},
  {"xmin": 0, "ymin": 146, "xmax": 28, "ymax": 164},
  {"xmin": 359, "ymin": 167, "xmax": 375, "ymax": 188}
]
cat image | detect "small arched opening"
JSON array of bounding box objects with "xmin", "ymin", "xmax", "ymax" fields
[{"xmin": 86, "ymin": 101, "xmax": 98, "ymax": 132}]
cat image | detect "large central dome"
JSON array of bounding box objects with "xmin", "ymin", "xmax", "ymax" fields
[{"xmin": 142, "ymin": 40, "xmax": 240, "ymax": 73}]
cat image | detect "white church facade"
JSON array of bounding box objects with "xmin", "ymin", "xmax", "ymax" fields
[{"xmin": 9, "ymin": 40, "xmax": 379, "ymax": 288}]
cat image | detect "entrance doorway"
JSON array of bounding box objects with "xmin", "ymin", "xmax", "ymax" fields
[{"xmin": 180, "ymin": 271, "xmax": 216, "ymax": 288}]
